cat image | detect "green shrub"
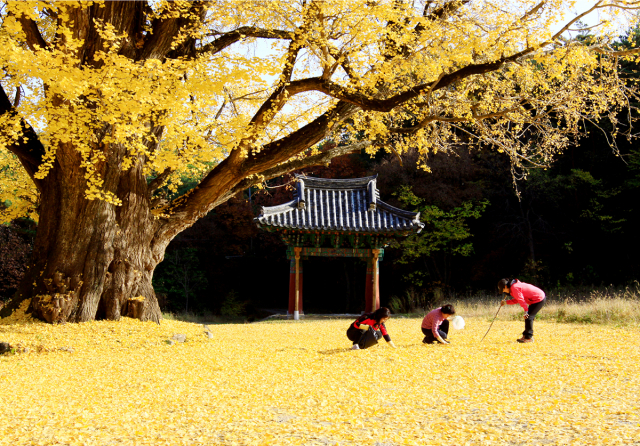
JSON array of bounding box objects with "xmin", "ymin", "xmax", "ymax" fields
[{"xmin": 220, "ymin": 290, "xmax": 246, "ymax": 317}]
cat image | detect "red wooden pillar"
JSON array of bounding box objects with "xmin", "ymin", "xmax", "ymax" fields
[
  {"xmin": 287, "ymin": 248, "xmax": 304, "ymax": 317},
  {"xmin": 364, "ymin": 249, "xmax": 380, "ymax": 313}
]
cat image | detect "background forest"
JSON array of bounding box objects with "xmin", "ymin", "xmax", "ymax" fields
[
  {"xmin": 153, "ymin": 128, "xmax": 640, "ymax": 317},
  {"xmin": 8, "ymin": 126, "xmax": 637, "ymax": 318},
  {"xmin": 2, "ymin": 26, "xmax": 640, "ymax": 319}
]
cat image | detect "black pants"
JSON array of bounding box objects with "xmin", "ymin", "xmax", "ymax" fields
[
  {"xmin": 347, "ymin": 326, "xmax": 362, "ymax": 344},
  {"xmin": 422, "ymin": 320, "xmax": 449, "ymax": 343},
  {"xmin": 523, "ymin": 298, "xmax": 546, "ymax": 339}
]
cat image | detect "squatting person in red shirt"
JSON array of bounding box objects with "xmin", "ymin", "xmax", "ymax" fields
[
  {"xmin": 421, "ymin": 304, "xmax": 456, "ymax": 344},
  {"xmin": 347, "ymin": 307, "xmax": 396, "ymax": 350},
  {"xmin": 499, "ymin": 278, "xmax": 546, "ymax": 343}
]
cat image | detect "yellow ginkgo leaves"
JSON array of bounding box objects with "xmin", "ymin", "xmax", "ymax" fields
[
  {"xmin": 2, "ymin": 1, "xmax": 639, "ymax": 219},
  {"xmin": 0, "ymin": 315, "xmax": 638, "ymax": 445}
]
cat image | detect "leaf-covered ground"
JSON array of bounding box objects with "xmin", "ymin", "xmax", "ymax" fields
[{"xmin": 1, "ymin": 309, "xmax": 639, "ymax": 445}]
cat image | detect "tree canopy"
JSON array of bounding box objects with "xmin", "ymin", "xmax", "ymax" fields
[
  {"xmin": 2, "ymin": 0, "xmax": 639, "ymax": 220},
  {"xmin": 1, "ymin": 0, "xmax": 640, "ymax": 323}
]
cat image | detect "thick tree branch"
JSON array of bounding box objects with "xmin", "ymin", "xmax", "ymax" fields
[
  {"xmin": 593, "ymin": 46, "xmax": 640, "ymax": 57},
  {"xmin": 414, "ymin": 1, "xmax": 471, "ymax": 39},
  {"xmin": 138, "ymin": 1, "xmax": 207, "ymax": 61},
  {"xmin": 279, "ymin": 31, "xmax": 591, "ymax": 113},
  {"xmin": 147, "ymin": 168, "xmax": 173, "ymax": 196},
  {"xmin": 0, "ymin": 83, "xmax": 45, "ymax": 189},
  {"xmin": 13, "ymin": 86, "xmax": 21, "ymax": 107},
  {"xmin": 246, "ymin": 39, "xmax": 302, "ymax": 128},
  {"xmin": 14, "ymin": 13, "xmax": 49, "ymax": 51},
  {"xmin": 198, "ymin": 27, "xmax": 294, "ymax": 56},
  {"xmin": 243, "ymin": 101, "xmax": 357, "ymax": 174},
  {"xmin": 277, "ymin": 58, "xmax": 505, "ymax": 112},
  {"xmin": 520, "ymin": 1, "xmax": 546, "ymax": 22},
  {"xmin": 424, "ymin": 0, "xmax": 471, "ymax": 23},
  {"xmin": 161, "ymin": 41, "xmax": 543, "ymax": 226},
  {"xmin": 157, "ymin": 100, "xmax": 356, "ymax": 239},
  {"xmin": 212, "ymin": 141, "xmax": 371, "ymax": 208},
  {"xmin": 389, "ymin": 105, "xmax": 523, "ymax": 133},
  {"xmin": 231, "ymin": 32, "xmax": 307, "ymax": 161},
  {"xmin": 229, "ymin": 3, "xmax": 321, "ymax": 165}
]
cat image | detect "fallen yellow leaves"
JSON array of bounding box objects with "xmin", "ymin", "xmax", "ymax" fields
[{"xmin": 0, "ymin": 315, "xmax": 638, "ymax": 445}]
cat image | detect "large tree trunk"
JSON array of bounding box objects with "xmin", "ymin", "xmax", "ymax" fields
[
  {"xmin": 6, "ymin": 143, "xmax": 165, "ymax": 323},
  {"xmin": 0, "ymin": 1, "xmax": 362, "ymax": 323}
]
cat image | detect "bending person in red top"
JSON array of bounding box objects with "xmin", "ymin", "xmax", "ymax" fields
[
  {"xmin": 347, "ymin": 307, "xmax": 396, "ymax": 350},
  {"xmin": 421, "ymin": 304, "xmax": 456, "ymax": 344},
  {"xmin": 498, "ymin": 278, "xmax": 546, "ymax": 343}
]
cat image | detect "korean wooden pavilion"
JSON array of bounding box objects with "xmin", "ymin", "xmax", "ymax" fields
[{"xmin": 254, "ymin": 174, "xmax": 424, "ymax": 319}]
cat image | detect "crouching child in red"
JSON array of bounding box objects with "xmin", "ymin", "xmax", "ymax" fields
[{"xmin": 347, "ymin": 307, "xmax": 396, "ymax": 350}]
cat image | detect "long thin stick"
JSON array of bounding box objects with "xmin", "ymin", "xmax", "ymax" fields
[{"xmin": 480, "ymin": 304, "xmax": 502, "ymax": 342}]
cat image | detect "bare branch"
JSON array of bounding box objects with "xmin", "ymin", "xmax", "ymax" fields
[
  {"xmin": 197, "ymin": 27, "xmax": 294, "ymax": 56},
  {"xmin": 214, "ymin": 98, "xmax": 227, "ymax": 120},
  {"xmin": 567, "ymin": 22, "xmax": 606, "ymax": 32},
  {"xmin": 544, "ymin": 1, "xmax": 640, "ymax": 45},
  {"xmin": 13, "ymin": 86, "xmax": 21, "ymax": 107}
]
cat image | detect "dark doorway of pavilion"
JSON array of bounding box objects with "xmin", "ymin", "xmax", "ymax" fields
[{"xmin": 301, "ymin": 257, "xmax": 367, "ymax": 314}]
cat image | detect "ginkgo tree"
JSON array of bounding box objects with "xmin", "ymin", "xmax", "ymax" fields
[{"xmin": 1, "ymin": 0, "xmax": 639, "ymax": 323}]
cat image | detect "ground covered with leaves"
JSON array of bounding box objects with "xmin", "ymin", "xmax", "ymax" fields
[{"xmin": 1, "ymin": 308, "xmax": 639, "ymax": 445}]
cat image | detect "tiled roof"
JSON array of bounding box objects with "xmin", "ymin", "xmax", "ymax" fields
[{"xmin": 255, "ymin": 175, "xmax": 424, "ymax": 233}]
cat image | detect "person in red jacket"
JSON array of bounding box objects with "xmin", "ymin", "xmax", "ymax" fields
[
  {"xmin": 498, "ymin": 278, "xmax": 546, "ymax": 343},
  {"xmin": 347, "ymin": 307, "xmax": 396, "ymax": 350}
]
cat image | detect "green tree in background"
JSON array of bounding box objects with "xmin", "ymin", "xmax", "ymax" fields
[
  {"xmin": 394, "ymin": 185, "xmax": 488, "ymax": 290},
  {"xmin": 505, "ymin": 167, "xmax": 624, "ymax": 285},
  {"xmin": 153, "ymin": 248, "xmax": 208, "ymax": 313}
]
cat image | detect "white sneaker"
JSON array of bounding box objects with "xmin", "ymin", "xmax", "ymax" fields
[{"xmin": 351, "ymin": 344, "xmax": 360, "ymax": 350}]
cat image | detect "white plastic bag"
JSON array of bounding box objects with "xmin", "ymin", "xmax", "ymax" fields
[{"xmin": 451, "ymin": 315, "xmax": 465, "ymax": 330}]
